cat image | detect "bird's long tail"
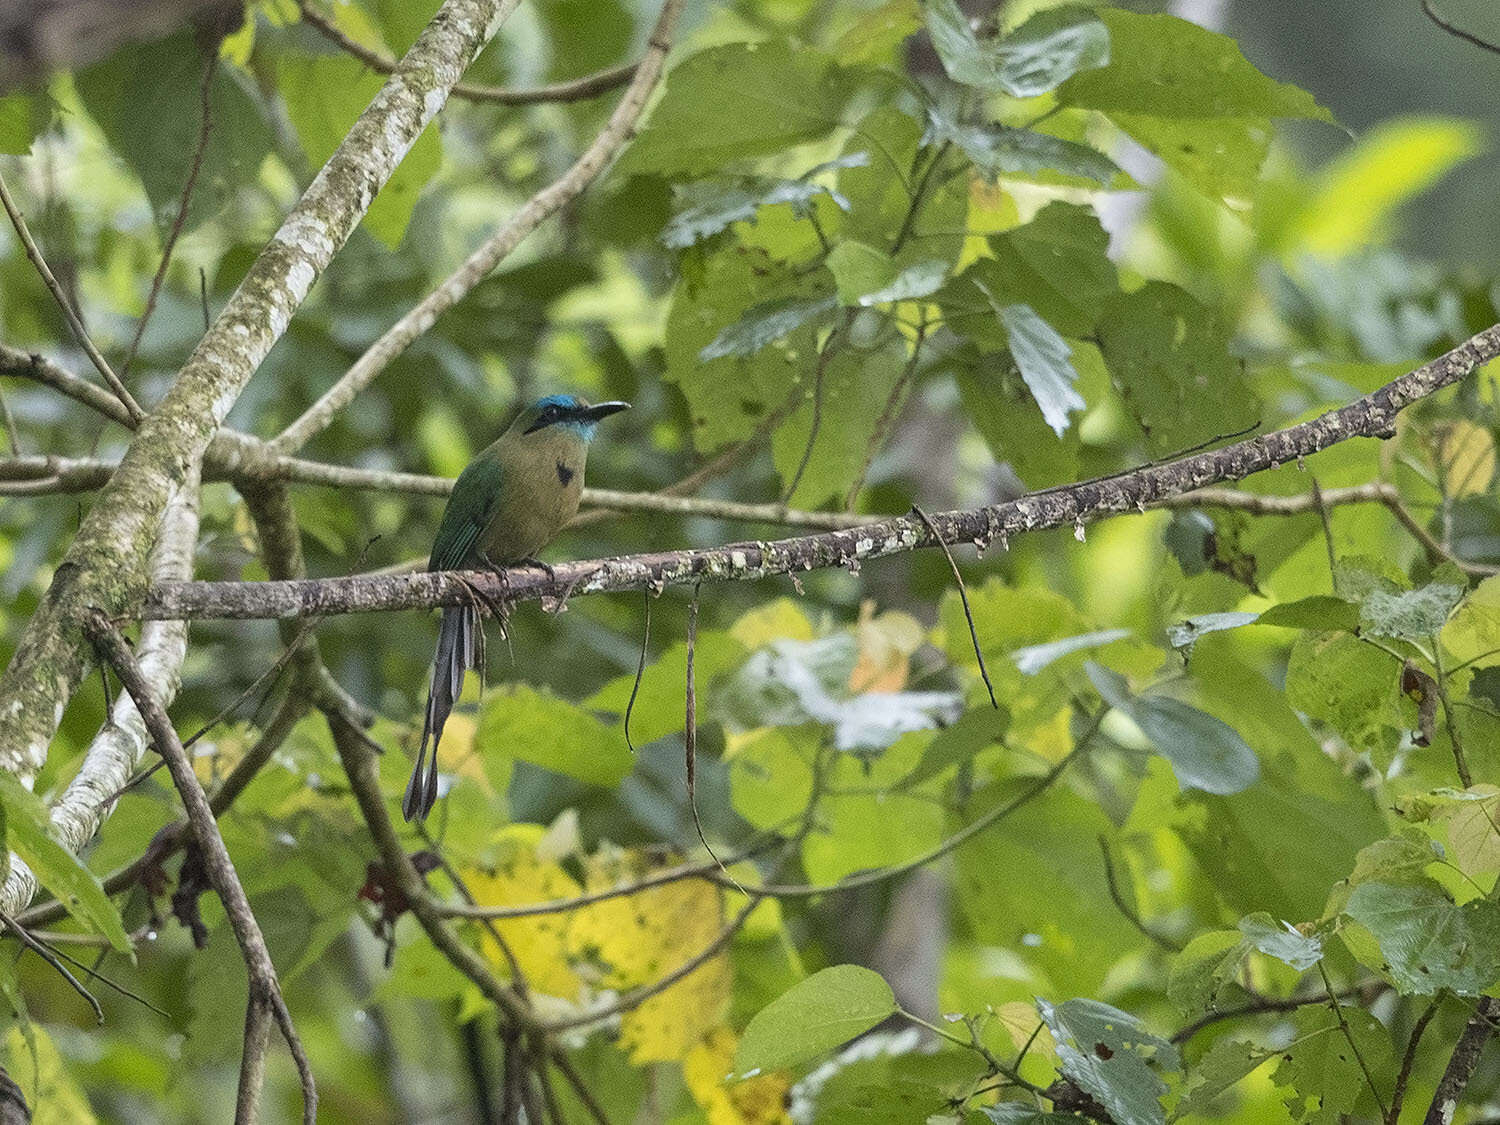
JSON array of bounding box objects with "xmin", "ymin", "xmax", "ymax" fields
[{"xmin": 403, "ymin": 602, "xmax": 482, "ymax": 821}]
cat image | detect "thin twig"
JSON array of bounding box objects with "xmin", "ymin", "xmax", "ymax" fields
[
  {"xmin": 272, "ymin": 0, "xmax": 684, "ymax": 455},
  {"xmin": 84, "ymin": 611, "xmax": 317, "ymax": 1124},
  {"xmin": 1316, "ymin": 961, "xmax": 1388, "ymax": 1120},
  {"xmin": 0, "ymin": 172, "xmax": 143, "ymax": 422},
  {"xmin": 540, "ymin": 896, "xmax": 759, "ymax": 1033},
  {"xmin": 0, "ymin": 911, "xmax": 103, "ymax": 1023},
  {"xmin": 783, "ymin": 328, "xmax": 839, "ymax": 502},
  {"xmin": 1098, "ymin": 836, "xmax": 1182, "ymax": 952},
  {"xmin": 121, "ymin": 46, "xmax": 218, "ymax": 378},
  {"xmin": 1389, "ymin": 998, "xmax": 1441, "ymax": 1125},
  {"xmin": 624, "ymin": 590, "xmax": 652, "ymax": 755},
  {"xmin": 0, "ymin": 384, "xmax": 19, "ymax": 454},
  {"xmin": 685, "ymin": 584, "xmax": 742, "ymax": 895},
  {"xmin": 548, "ymin": 1047, "xmax": 613, "ymax": 1125},
  {"xmin": 1421, "ymin": 0, "xmax": 1500, "ymax": 54},
  {"xmin": 912, "ymin": 505, "xmax": 997, "ymax": 710},
  {"xmin": 298, "ymin": 0, "xmax": 640, "ymax": 105}
]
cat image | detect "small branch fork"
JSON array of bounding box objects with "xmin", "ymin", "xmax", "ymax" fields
[
  {"xmin": 140, "ymin": 322, "xmax": 1500, "ymax": 622},
  {"xmin": 83, "ymin": 611, "xmax": 315, "ymax": 1125}
]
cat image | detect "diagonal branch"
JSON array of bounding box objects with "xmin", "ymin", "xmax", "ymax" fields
[
  {"xmin": 271, "ymin": 0, "xmax": 684, "ymax": 455},
  {"xmin": 0, "ymin": 462, "xmax": 201, "ymax": 916},
  {"xmin": 84, "ymin": 610, "xmax": 316, "ymax": 1125},
  {"xmin": 145, "ymin": 323, "xmax": 1500, "ymax": 622},
  {"xmin": 0, "ymin": 171, "xmax": 144, "ymax": 423},
  {"xmin": 0, "ymin": 0, "xmax": 521, "ymax": 783},
  {"xmin": 298, "ymin": 0, "xmax": 640, "ymax": 105}
]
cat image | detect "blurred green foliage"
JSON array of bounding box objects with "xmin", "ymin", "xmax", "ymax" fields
[{"xmin": 2, "ymin": 0, "xmax": 1500, "ymax": 1121}]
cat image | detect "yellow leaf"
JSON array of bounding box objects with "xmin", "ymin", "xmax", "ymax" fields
[
  {"xmin": 684, "ymin": 1026, "xmax": 793, "ymax": 1125},
  {"xmin": 1433, "ymin": 418, "xmax": 1496, "ymax": 499},
  {"xmin": 731, "ymin": 598, "xmax": 814, "ymax": 649},
  {"xmin": 464, "ymin": 839, "xmax": 584, "ymax": 1003},
  {"xmin": 1292, "ymin": 118, "xmax": 1483, "ymax": 256},
  {"xmin": 849, "ymin": 602, "xmax": 925, "ymax": 693}
]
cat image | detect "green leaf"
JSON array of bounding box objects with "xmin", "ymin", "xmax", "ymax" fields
[
  {"xmin": 0, "ymin": 773, "xmax": 129, "ymax": 952},
  {"xmin": 1166, "ymin": 612, "xmax": 1258, "ymax": 650},
  {"xmin": 278, "ymin": 54, "xmax": 440, "ymax": 248},
  {"xmin": 926, "ymin": 111, "xmax": 1121, "ymax": 185},
  {"xmin": 984, "ymin": 1106, "xmax": 1081, "ymax": 1124},
  {"xmin": 75, "ymin": 35, "xmax": 273, "ymax": 229},
  {"xmin": 1442, "ymin": 574, "xmax": 1500, "ymax": 668},
  {"xmin": 660, "ymin": 175, "xmax": 851, "ymax": 249},
  {"xmin": 990, "ymin": 301, "xmax": 1084, "ymax": 437},
  {"xmin": 728, "ymin": 727, "xmax": 818, "ymax": 830},
  {"xmin": 1238, "ymin": 913, "xmax": 1322, "ymax": 971},
  {"xmin": 0, "ymin": 93, "xmax": 46, "ymax": 156},
  {"xmin": 1257, "ymin": 596, "xmax": 1360, "ymax": 632},
  {"xmin": 1037, "ymin": 997, "xmax": 1178, "ymax": 1125},
  {"xmin": 1359, "ymin": 581, "xmax": 1466, "ymax": 641},
  {"xmin": 1173, "ymin": 1038, "xmax": 1276, "ymax": 1120},
  {"xmin": 1059, "ymin": 10, "xmax": 1332, "ymax": 121},
  {"xmin": 1343, "ymin": 880, "xmax": 1500, "ymax": 995},
  {"xmin": 894, "ymin": 705, "xmax": 1009, "ymax": 790},
  {"xmin": 942, "ymin": 202, "xmax": 1117, "ymax": 338},
  {"xmin": 1111, "ymin": 114, "xmax": 1272, "ymax": 201},
  {"xmin": 733, "ymin": 965, "xmax": 898, "ymax": 1076},
  {"xmin": 475, "ymin": 684, "xmax": 630, "ymax": 786},
  {"xmin": 1270, "ymin": 1006, "xmax": 1391, "ymax": 1124},
  {"xmin": 770, "ymin": 341, "xmax": 911, "ymax": 507},
  {"xmin": 925, "ymin": 0, "xmax": 1109, "ymax": 98},
  {"xmin": 1285, "ymin": 631, "xmax": 1404, "ymax": 757},
  {"xmin": 1088, "ymin": 664, "xmax": 1260, "ymax": 796},
  {"xmin": 826, "ymin": 241, "xmax": 897, "ymax": 305},
  {"xmin": 1167, "ymin": 930, "xmax": 1247, "ymax": 1016},
  {"xmin": 621, "ymin": 41, "xmax": 856, "ymax": 175},
  {"xmin": 1012, "ymin": 629, "xmax": 1130, "ymax": 675},
  {"xmin": 587, "ymin": 633, "xmax": 747, "ymax": 747},
  {"xmin": 700, "ymin": 294, "xmax": 838, "ymax": 360},
  {"xmin": 1096, "ymin": 281, "xmax": 1259, "ymax": 457},
  {"xmin": 665, "ymin": 246, "xmax": 825, "ymax": 452},
  {"xmin": 856, "ymin": 260, "xmax": 949, "ymax": 305}
]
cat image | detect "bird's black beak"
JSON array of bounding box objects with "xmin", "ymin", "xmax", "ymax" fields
[{"xmin": 581, "ymin": 401, "xmax": 630, "ymax": 423}]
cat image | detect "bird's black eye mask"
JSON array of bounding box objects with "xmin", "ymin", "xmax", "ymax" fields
[{"xmin": 523, "ymin": 405, "xmax": 569, "ymax": 434}]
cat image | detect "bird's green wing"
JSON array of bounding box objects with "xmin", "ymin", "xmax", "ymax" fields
[{"xmin": 428, "ymin": 454, "xmax": 504, "ymax": 571}]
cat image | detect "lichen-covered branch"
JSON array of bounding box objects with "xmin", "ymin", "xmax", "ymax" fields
[
  {"xmin": 271, "ymin": 0, "xmax": 684, "ymax": 455},
  {"xmin": 84, "ymin": 611, "xmax": 316, "ymax": 1125},
  {"xmin": 0, "ymin": 464, "xmax": 200, "ymax": 916},
  {"xmin": 0, "ymin": 0, "xmax": 518, "ymax": 781},
  {"xmin": 144, "ymin": 323, "xmax": 1500, "ymax": 621},
  {"xmin": 298, "ymin": 0, "xmax": 638, "ymax": 105}
]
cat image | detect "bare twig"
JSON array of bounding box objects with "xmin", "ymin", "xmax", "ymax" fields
[
  {"xmin": 84, "ymin": 611, "xmax": 316, "ymax": 1124},
  {"xmin": 1389, "ymin": 999, "xmax": 1441, "ymax": 1125},
  {"xmin": 912, "ymin": 505, "xmax": 996, "ymax": 710},
  {"xmin": 298, "ymin": 0, "xmax": 640, "ymax": 105},
  {"xmin": 146, "ymin": 323, "xmax": 1500, "ymax": 621},
  {"xmin": 1421, "ymin": 0, "xmax": 1500, "ymax": 54},
  {"xmin": 0, "ymin": 345, "xmax": 135, "ymax": 428},
  {"xmin": 0, "ymin": 911, "xmax": 103, "ymax": 1024},
  {"xmin": 684, "ymin": 584, "xmax": 739, "ymax": 892},
  {"xmin": 272, "ymin": 0, "xmax": 684, "ymax": 455},
  {"xmin": 0, "ymin": 172, "xmax": 143, "ymax": 422},
  {"xmin": 121, "ymin": 46, "xmax": 218, "ymax": 378},
  {"xmin": 0, "ymin": 384, "xmax": 19, "ymax": 454},
  {"xmin": 624, "ymin": 590, "xmax": 651, "ymax": 755},
  {"xmin": 1316, "ymin": 961, "xmax": 1388, "ymax": 1119},
  {"xmin": 1098, "ymin": 836, "xmax": 1182, "ymax": 952}
]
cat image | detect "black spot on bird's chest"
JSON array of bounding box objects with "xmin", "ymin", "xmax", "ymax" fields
[{"xmin": 556, "ymin": 462, "xmax": 575, "ymax": 487}]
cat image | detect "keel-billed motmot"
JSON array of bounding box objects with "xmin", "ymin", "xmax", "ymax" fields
[{"xmin": 403, "ymin": 394, "xmax": 630, "ymax": 821}]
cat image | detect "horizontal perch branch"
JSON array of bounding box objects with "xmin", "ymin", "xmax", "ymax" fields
[{"xmin": 140, "ymin": 323, "xmax": 1500, "ymax": 621}]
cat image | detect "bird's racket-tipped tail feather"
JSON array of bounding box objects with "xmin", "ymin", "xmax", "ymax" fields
[{"xmin": 403, "ymin": 602, "xmax": 481, "ymax": 821}]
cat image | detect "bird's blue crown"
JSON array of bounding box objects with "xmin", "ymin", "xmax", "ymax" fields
[{"xmin": 527, "ymin": 394, "xmax": 597, "ymax": 440}]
